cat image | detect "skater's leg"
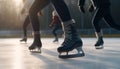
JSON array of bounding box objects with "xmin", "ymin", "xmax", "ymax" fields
[
  {"xmin": 29, "ymin": 0, "xmax": 41, "ymax": 50},
  {"xmin": 92, "ymin": 8, "xmax": 104, "ymax": 33},
  {"xmin": 51, "ymin": 0, "xmax": 71, "ymax": 22},
  {"xmin": 28, "ymin": 0, "xmax": 50, "ymax": 50},
  {"xmin": 51, "ymin": 0, "xmax": 84, "ymax": 56},
  {"xmin": 20, "ymin": 15, "xmax": 30, "ymax": 42},
  {"xmin": 92, "ymin": 8, "xmax": 104, "ymax": 48},
  {"xmin": 103, "ymin": 7, "xmax": 120, "ymax": 30},
  {"xmin": 23, "ymin": 15, "xmax": 30, "ymax": 38},
  {"xmin": 52, "ymin": 25, "xmax": 59, "ymax": 42}
]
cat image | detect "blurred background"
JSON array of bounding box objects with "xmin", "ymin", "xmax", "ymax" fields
[{"xmin": 0, "ymin": 0, "xmax": 119, "ymax": 37}]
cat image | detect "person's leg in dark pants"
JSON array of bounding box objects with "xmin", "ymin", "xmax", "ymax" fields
[
  {"xmin": 93, "ymin": 6, "xmax": 120, "ymax": 49},
  {"xmin": 52, "ymin": 25, "xmax": 59, "ymax": 42},
  {"xmin": 103, "ymin": 7, "xmax": 120, "ymax": 30},
  {"xmin": 51, "ymin": 0, "xmax": 84, "ymax": 56},
  {"xmin": 20, "ymin": 15, "xmax": 30, "ymax": 42},
  {"xmin": 92, "ymin": 7, "xmax": 104, "ymax": 49},
  {"xmin": 28, "ymin": 0, "xmax": 84, "ymax": 56},
  {"xmin": 28, "ymin": 0, "xmax": 50, "ymax": 51}
]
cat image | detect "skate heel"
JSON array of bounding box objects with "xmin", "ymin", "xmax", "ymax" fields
[{"xmin": 76, "ymin": 47, "xmax": 85, "ymax": 56}]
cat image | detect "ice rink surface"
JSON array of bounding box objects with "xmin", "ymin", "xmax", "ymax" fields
[{"xmin": 0, "ymin": 37, "xmax": 120, "ymax": 69}]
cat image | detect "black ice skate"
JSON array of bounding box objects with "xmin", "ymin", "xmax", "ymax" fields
[
  {"xmin": 58, "ymin": 34, "xmax": 85, "ymax": 58},
  {"xmin": 29, "ymin": 39, "xmax": 42, "ymax": 53},
  {"xmin": 20, "ymin": 37, "xmax": 27, "ymax": 43},
  {"xmin": 95, "ymin": 36, "xmax": 104, "ymax": 49},
  {"xmin": 53, "ymin": 38, "xmax": 58, "ymax": 42},
  {"xmin": 29, "ymin": 32, "xmax": 42, "ymax": 53},
  {"xmin": 57, "ymin": 21, "xmax": 85, "ymax": 58},
  {"xmin": 29, "ymin": 43, "xmax": 41, "ymax": 53}
]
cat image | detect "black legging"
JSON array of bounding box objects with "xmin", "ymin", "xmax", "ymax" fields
[
  {"xmin": 28, "ymin": 0, "xmax": 72, "ymax": 44},
  {"xmin": 92, "ymin": 6, "xmax": 120, "ymax": 33},
  {"xmin": 51, "ymin": 0, "xmax": 71, "ymax": 22},
  {"xmin": 23, "ymin": 15, "xmax": 30, "ymax": 37},
  {"xmin": 29, "ymin": 0, "xmax": 72, "ymax": 32}
]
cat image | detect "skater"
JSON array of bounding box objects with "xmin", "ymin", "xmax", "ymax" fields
[
  {"xmin": 28, "ymin": 0, "xmax": 85, "ymax": 58},
  {"xmin": 79, "ymin": 0, "xmax": 120, "ymax": 49},
  {"xmin": 20, "ymin": 15, "xmax": 30, "ymax": 42},
  {"xmin": 20, "ymin": 0, "xmax": 43, "ymax": 43},
  {"xmin": 20, "ymin": 0, "xmax": 34, "ymax": 42},
  {"xmin": 49, "ymin": 10, "xmax": 62, "ymax": 42}
]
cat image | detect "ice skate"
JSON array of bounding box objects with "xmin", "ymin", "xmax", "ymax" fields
[
  {"xmin": 29, "ymin": 33, "xmax": 42, "ymax": 53},
  {"xmin": 53, "ymin": 38, "xmax": 58, "ymax": 42},
  {"xmin": 95, "ymin": 32, "xmax": 104, "ymax": 49},
  {"xmin": 20, "ymin": 37, "xmax": 27, "ymax": 43},
  {"xmin": 29, "ymin": 42, "xmax": 42, "ymax": 53},
  {"xmin": 95, "ymin": 37, "xmax": 104, "ymax": 49},
  {"xmin": 57, "ymin": 20, "xmax": 85, "ymax": 58}
]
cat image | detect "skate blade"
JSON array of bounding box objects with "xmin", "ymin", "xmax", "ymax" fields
[
  {"xmin": 30, "ymin": 50, "xmax": 41, "ymax": 53},
  {"xmin": 59, "ymin": 53, "xmax": 85, "ymax": 59},
  {"xmin": 20, "ymin": 42, "xmax": 27, "ymax": 44},
  {"xmin": 30, "ymin": 49, "xmax": 41, "ymax": 53},
  {"xmin": 53, "ymin": 41, "xmax": 59, "ymax": 43},
  {"xmin": 95, "ymin": 46, "xmax": 104, "ymax": 49}
]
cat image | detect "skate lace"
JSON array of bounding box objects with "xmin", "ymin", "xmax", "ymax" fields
[
  {"xmin": 62, "ymin": 38, "xmax": 71, "ymax": 46},
  {"xmin": 61, "ymin": 24, "xmax": 78, "ymax": 46},
  {"xmin": 62, "ymin": 26, "xmax": 72, "ymax": 46}
]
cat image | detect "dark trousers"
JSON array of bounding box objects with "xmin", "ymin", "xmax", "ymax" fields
[
  {"xmin": 51, "ymin": 0, "xmax": 71, "ymax": 22},
  {"xmin": 28, "ymin": 0, "xmax": 72, "ymax": 43},
  {"xmin": 23, "ymin": 15, "xmax": 30, "ymax": 37},
  {"xmin": 92, "ymin": 6, "xmax": 120, "ymax": 33},
  {"xmin": 29, "ymin": 0, "xmax": 72, "ymax": 32},
  {"xmin": 52, "ymin": 23, "xmax": 62, "ymax": 39}
]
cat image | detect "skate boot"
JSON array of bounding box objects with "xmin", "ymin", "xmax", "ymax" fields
[
  {"xmin": 53, "ymin": 37, "xmax": 58, "ymax": 42},
  {"xmin": 29, "ymin": 41, "xmax": 42, "ymax": 53},
  {"xmin": 95, "ymin": 32, "xmax": 104, "ymax": 49},
  {"xmin": 20, "ymin": 37, "xmax": 27, "ymax": 42},
  {"xmin": 29, "ymin": 32, "xmax": 42, "ymax": 53},
  {"xmin": 57, "ymin": 20, "xmax": 85, "ymax": 58}
]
